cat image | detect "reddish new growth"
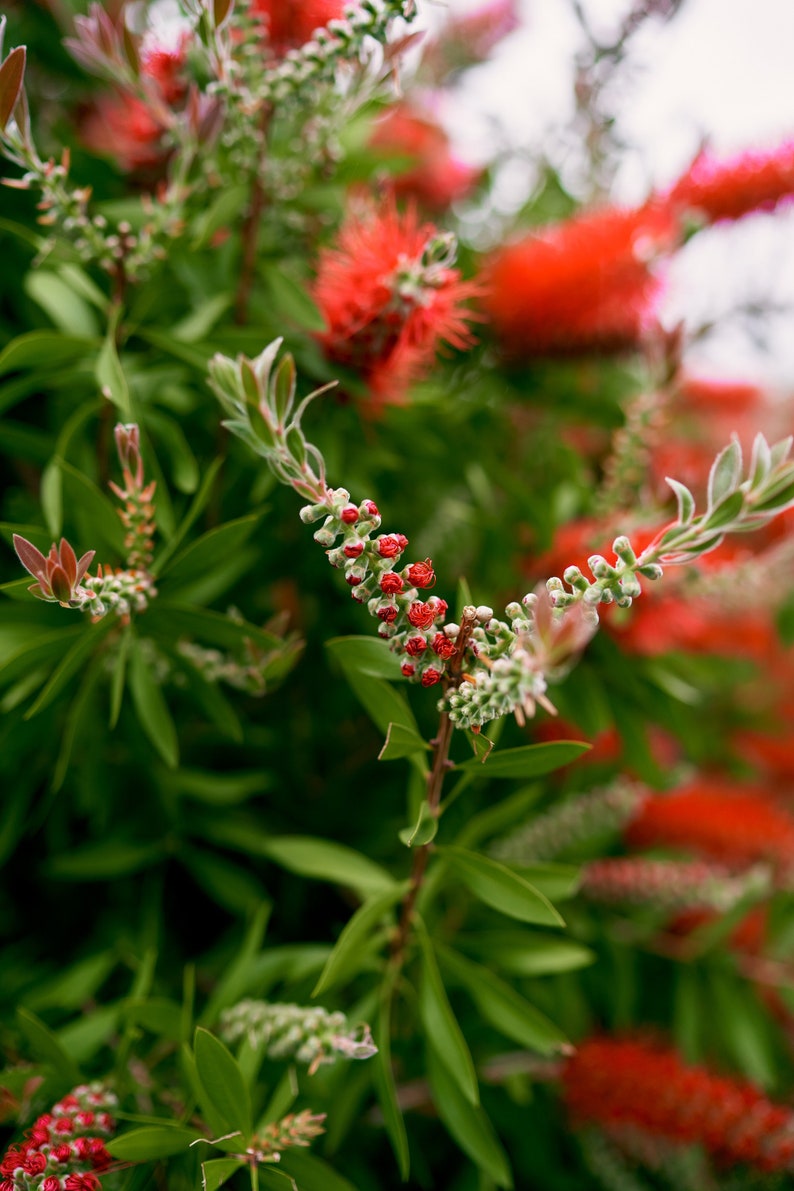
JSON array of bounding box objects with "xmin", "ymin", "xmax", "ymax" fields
[
  {"xmin": 667, "ymin": 140, "xmax": 794, "ymax": 224},
  {"xmin": 0, "ymin": 1084, "xmax": 116, "ymax": 1191},
  {"xmin": 313, "ymin": 201, "xmax": 479, "ymax": 407},
  {"xmin": 482, "ymin": 203, "xmax": 677, "ymax": 357},
  {"xmin": 563, "ymin": 1036, "xmax": 794, "ymax": 1172},
  {"xmin": 624, "ymin": 779, "xmax": 794, "ymax": 880},
  {"xmin": 249, "ymin": 0, "xmax": 345, "ymax": 57}
]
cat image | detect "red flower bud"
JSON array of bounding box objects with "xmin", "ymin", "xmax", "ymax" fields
[
  {"xmin": 52, "ymin": 1144, "xmax": 72, "ymax": 1163},
  {"xmin": 362, "ymin": 500, "xmax": 380, "ymax": 517},
  {"xmin": 340, "ymin": 506, "xmax": 359, "ymax": 524},
  {"xmin": 24, "ymin": 1153, "xmax": 47, "ymax": 1175},
  {"xmin": 431, "ymin": 631, "xmax": 456, "ymax": 659},
  {"xmin": 346, "ymin": 574, "xmax": 363, "ymax": 586},
  {"xmin": 406, "ymin": 558, "xmax": 435, "ymax": 588},
  {"xmin": 421, "ymin": 667, "xmax": 442, "ymax": 687},
  {"xmin": 376, "ymin": 603, "xmax": 399, "ymax": 623},
  {"xmin": 401, "ymin": 662, "xmax": 416, "ymax": 677},
  {"xmin": 43, "ymin": 1179, "xmax": 62, "ymax": 1191},
  {"xmin": 377, "ymin": 533, "xmax": 409, "ymax": 558},
  {"xmin": 380, "ymin": 572, "xmax": 404, "ymax": 594},
  {"xmin": 404, "ymin": 635, "xmax": 427, "ymax": 657},
  {"xmin": 344, "ymin": 542, "xmax": 364, "ymax": 558}
]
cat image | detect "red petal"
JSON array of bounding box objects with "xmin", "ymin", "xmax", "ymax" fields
[
  {"xmin": 75, "ymin": 550, "xmax": 96, "ymax": 584},
  {"xmin": 48, "ymin": 565, "xmax": 73, "ymax": 604},
  {"xmin": 58, "ymin": 537, "xmax": 78, "ymax": 585}
]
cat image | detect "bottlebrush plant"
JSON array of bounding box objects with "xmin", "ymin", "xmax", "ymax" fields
[{"xmin": 3, "ymin": 2, "xmax": 794, "ymax": 1190}]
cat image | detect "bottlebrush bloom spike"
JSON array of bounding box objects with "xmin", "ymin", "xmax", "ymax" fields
[
  {"xmin": 248, "ymin": 0, "xmax": 346, "ymax": 56},
  {"xmin": 313, "ymin": 200, "xmax": 480, "ymax": 408},
  {"xmin": 482, "ymin": 203, "xmax": 677, "ymax": 358},
  {"xmin": 624, "ymin": 779, "xmax": 794, "ymax": 878},
  {"xmin": 563, "ymin": 1036, "xmax": 794, "ymax": 1172},
  {"xmin": 667, "ymin": 140, "xmax": 794, "ymax": 224},
  {"xmin": 580, "ymin": 856, "xmax": 770, "ymax": 912}
]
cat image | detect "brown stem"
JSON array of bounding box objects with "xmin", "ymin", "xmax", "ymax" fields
[
  {"xmin": 234, "ymin": 108, "xmax": 271, "ymax": 326},
  {"xmin": 389, "ymin": 608, "xmax": 479, "ymax": 966}
]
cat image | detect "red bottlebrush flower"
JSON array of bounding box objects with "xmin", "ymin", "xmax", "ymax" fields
[
  {"xmin": 313, "ymin": 201, "xmax": 480, "ymax": 408},
  {"xmin": 88, "ymin": 1139, "xmax": 112, "ymax": 1171},
  {"xmin": 401, "ymin": 662, "xmax": 416, "ymax": 677},
  {"xmin": 370, "ymin": 104, "xmax": 482, "ymax": 212},
  {"xmin": 625, "ymin": 779, "xmax": 794, "ymax": 876},
  {"xmin": 405, "ymin": 559, "xmax": 435, "ymax": 589},
  {"xmin": 483, "ymin": 203, "xmax": 677, "ymax": 358},
  {"xmin": 431, "ymin": 631, "xmax": 456, "ymax": 659},
  {"xmin": 380, "ymin": 572, "xmax": 404, "ymax": 594},
  {"xmin": 407, "ymin": 601, "xmax": 439, "ymax": 630},
  {"xmin": 421, "ymin": 667, "xmax": 442, "ymax": 687},
  {"xmin": 249, "ymin": 0, "xmax": 345, "ymax": 56},
  {"xmin": 377, "ymin": 534, "xmax": 409, "ymax": 558},
  {"xmin": 404, "ymin": 635, "xmax": 427, "ymax": 657},
  {"xmin": 563, "ymin": 1035, "xmax": 794, "ymax": 1171},
  {"xmin": 23, "ymin": 1151, "xmax": 47, "ymax": 1175},
  {"xmin": 667, "ymin": 141, "xmax": 794, "ymax": 224},
  {"xmin": 52, "ymin": 1143, "xmax": 73, "ymax": 1163},
  {"xmin": 65, "ymin": 1174, "xmax": 101, "ymax": 1191}
]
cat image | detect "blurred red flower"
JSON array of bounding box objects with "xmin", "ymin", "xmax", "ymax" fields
[
  {"xmin": 249, "ymin": 0, "xmax": 345, "ymax": 56},
  {"xmin": 370, "ymin": 105, "xmax": 482, "ymax": 212},
  {"xmin": 667, "ymin": 140, "xmax": 794, "ymax": 224}
]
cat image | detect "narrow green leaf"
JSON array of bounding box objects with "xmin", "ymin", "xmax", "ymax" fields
[
  {"xmin": 96, "ymin": 318, "xmax": 132, "ymax": 421},
  {"xmin": 108, "ymin": 1126, "xmax": 202, "ymax": 1161},
  {"xmin": 441, "ymin": 847, "xmax": 564, "ymax": 926},
  {"xmin": 438, "ymin": 946, "xmax": 569, "ymax": 1055},
  {"xmin": 162, "ymin": 513, "xmax": 263, "ymax": 590},
  {"xmin": 325, "ymin": 635, "xmax": 404, "ymax": 680},
  {"xmin": 417, "ymin": 926, "xmax": 479, "ymax": 1106},
  {"xmin": 151, "ymin": 456, "xmax": 223, "ymax": 575},
  {"xmin": 171, "ymin": 294, "xmax": 231, "ymax": 343},
  {"xmin": 0, "ymin": 331, "xmax": 93, "ymax": 376},
  {"xmin": 25, "ymin": 270, "xmax": 100, "ymax": 337},
  {"xmin": 16, "ymin": 1008, "xmax": 81, "ymax": 1084},
  {"xmin": 379, "ymin": 720, "xmax": 429, "ymax": 762},
  {"xmin": 426, "ymin": 1047, "xmax": 512, "ymax": 1189},
  {"xmin": 40, "ymin": 459, "xmax": 62, "ymax": 538},
  {"xmin": 312, "ymin": 883, "xmax": 407, "ymax": 997},
  {"xmin": 201, "ymin": 903, "xmax": 271, "ymax": 1027},
  {"xmin": 373, "ymin": 980, "xmax": 410, "ymax": 1180},
  {"xmin": 128, "ymin": 640, "xmax": 179, "ymax": 768},
  {"xmin": 467, "ymin": 931, "xmax": 595, "ymax": 976},
  {"xmin": 249, "ymin": 834, "xmax": 395, "ymax": 898},
  {"xmin": 666, "ymin": 477, "xmax": 695, "ymax": 525},
  {"xmin": 280, "ymin": 1151, "xmax": 359, "ymax": 1191},
  {"xmin": 109, "ymin": 623, "xmax": 132, "ymax": 729},
  {"xmin": 25, "ymin": 621, "xmax": 111, "ymax": 721},
  {"xmin": 700, "ymin": 489, "xmax": 744, "ymax": 531},
  {"xmin": 194, "ymin": 1027, "xmax": 253, "ymax": 1140},
  {"xmin": 202, "ymin": 1157, "xmax": 246, "ymax": 1191},
  {"xmin": 455, "ymin": 740, "xmax": 591, "ymax": 778},
  {"xmin": 149, "ymin": 602, "xmax": 281, "ymax": 653},
  {"xmin": 707, "ymin": 437, "xmax": 742, "ymax": 509},
  {"xmin": 58, "ymin": 459, "xmax": 126, "ymax": 555},
  {"xmin": 263, "ymin": 265, "xmax": 327, "ymax": 332},
  {"xmin": 181, "ymin": 845, "xmax": 269, "ymax": 916},
  {"xmin": 48, "ymin": 840, "xmax": 165, "ymax": 880},
  {"xmin": 51, "ymin": 650, "xmax": 105, "ymax": 791},
  {"xmin": 513, "ymin": 862, "xmax": 581, "ymax": 902},
  {"xmin": 124, "ymin": 997, "xmax": 184, "ymax": 1042},
  {"xmin": 171, "ymin": 769, "xmax": 269, "ymax": 805}
]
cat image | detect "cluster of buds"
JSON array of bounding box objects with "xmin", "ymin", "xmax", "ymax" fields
[
  {"xmin": 490, "ymin": 780, "xmax": 646, "ymax": 865},
  {"xmin": 14, "ymin": 422, "xmax": 157, "ymax": 623},
  {"xmin": 0, "ymin": 1083, "xmax": 117, "ymax": 1191},
  {"xmin": 245, "ymin": 1111, "xmax": 326, "ymax": 1165},
  {"xmin": 219, "ymin": 1000, "xmax": 377, "ymax": 1075},
  {"xmin": 579, "ymin": 857, "xmax": 771, "ymax": 913},
  {"xmin": 212, "ymin": 341, "xmax": 794, "ymax": 733}
]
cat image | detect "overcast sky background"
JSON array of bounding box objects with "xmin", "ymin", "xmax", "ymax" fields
[{"xmin": 415, "ymin": 0, "xmax": 794, "ymax": 386}]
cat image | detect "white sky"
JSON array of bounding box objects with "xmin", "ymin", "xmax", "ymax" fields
[{"xmin": 416, "ymin": 0, "xmax": 794, "ymax": 386}]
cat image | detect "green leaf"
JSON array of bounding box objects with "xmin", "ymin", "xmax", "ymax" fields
[
  {"xmin": 341, "ymin": 670, "xmax": 420, "ymax": 743},
  {"xmin": 201, "ymin": 903, "xmax": 271, "ymax": 1027},
  {"xmin": 40, "ymin": 459, "xmax": 63, "ymax": 538},
  {"xmin": 48, "ymin": 840, "xmax": 165, "ymax": 880},
  {"xmin": 455, "ymin": 740, "xmax": 590, "ymax": 778},
  {"xmin": 109, "ymin": 623, "xmax": 132, "ymax": 729},
  {"xmin": 24, "ymin": 952, "xmax": 115, "ymax": 1012},
  {"xmin": 312, "ymin": 883, "xmax": 407, "ymax": 997},
  {"xmin": 379, "ymin": 720, "xmax": 429, "ymax": 762},
  {"xmin": 58, "ymin": 459, "xmax": 126, "ymax": 555},
  {"xmin": 171, "ymin": 769, "xmax": 270, "ymax": 805},
  {"xmin": 0, "ymin": 331, "xmax": 93, "ymax": 376},
  {"xmin": 280, "ymin": 1151, "xmax": 359, "ymax": 1191},
  {"xmin": 194, "ymin": 1027, "xmax": 253, "ymax": 1140},
  {"xmin": 513, "ymin": 862, "xmax": 581, "ymax": 902},
  {"xmin": 325, "ymin": 635, "xmax": 404, "ymax": 680},
  {"xmin": 700, "ymin": 489, "xmax": 744, "ymax": 532},
  {"xmin": 467, "ymin": 931, "xmax": 595, "ymax": 976},
  {"xmin": 24, "ymin": 270, "xmax": 101, "ymax": 337},
  {"xmin": 128, "ymin": 640, "xmax": 179, "ymax": 768},
  {"xmin": 707, "ymin": 437, "xmax": 742, "ymax": 509},
  {"xmin": 440, "ymin": 847, "xmax": 564, "ymax": 926},
  {"xmin": 149, "ymin": 602, "xmax": 281, "ymax": 654},
  {"xmin": 162, "ymin": 513, "xmax": 264, "ymax": 589},
  {"xmin": 373, "ymin": 981, "xmax": 410, "ymax": 1180},
  {"xmin": 417, "ymin": 926, "xmax": 479, "ymax": 1106},
  {"xmin": 25, "ymin": 620, "xmax": 112, "ymax": 720},
  {"xmin": 398, "ymin": 799, "xmax": 438, "ymax": 847},
  {"xmin": 426, "ymin": 1047, "xmax": 512, "ymax": 1189},
  {"xmin": 96, "ymin": 317, "xmax": 132, "ymax": 421},
  {"xmin": 438, "ymin": 946, "xmax": 569, "ymax": 1055},
  {"xmin": 263, "ymin": 264, "xmax": 327, "ymax": 332},
  {"xmin": 171, "ymin": 294, "xmax": 232, "ymax": 343},
  {"xmin": 202, "ymin": 1158, "xmax": 246, "ymax": 1191},
  {"xmin": 124, "ymin": 997, "xmax": 185, "ymax": 1042},
  {"xmin": 108, "ymin": 1126, "xmax": 202, "ymax": 1161},
  {"xmin": 51, "ymin": 649, "xmax": 106, "ymax": 791},
  {"xmin": 191, "ymin": 184, "xmax": 248, "ymax": 249},
  {"xmin": 242, "ymin": 834, "xmax": 395, "ymax": 899},
  {"xmin": 666, "ymin": 477, "xmax": 695, "ymax": 525},
  {"xmin": 58, "ymin": 1005, "xmax": 119, "ymax": 1062},
  {"xmin": 16, "ymin": 1007, "xmax": 81, "ymax": 1085},
  {"xmin": 151, "ymin": 456, "xmax": 223, "ymax": 575},
  {"xmin": 181, "ymin": 845, "xmax": 269, "ymax": 916}
]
